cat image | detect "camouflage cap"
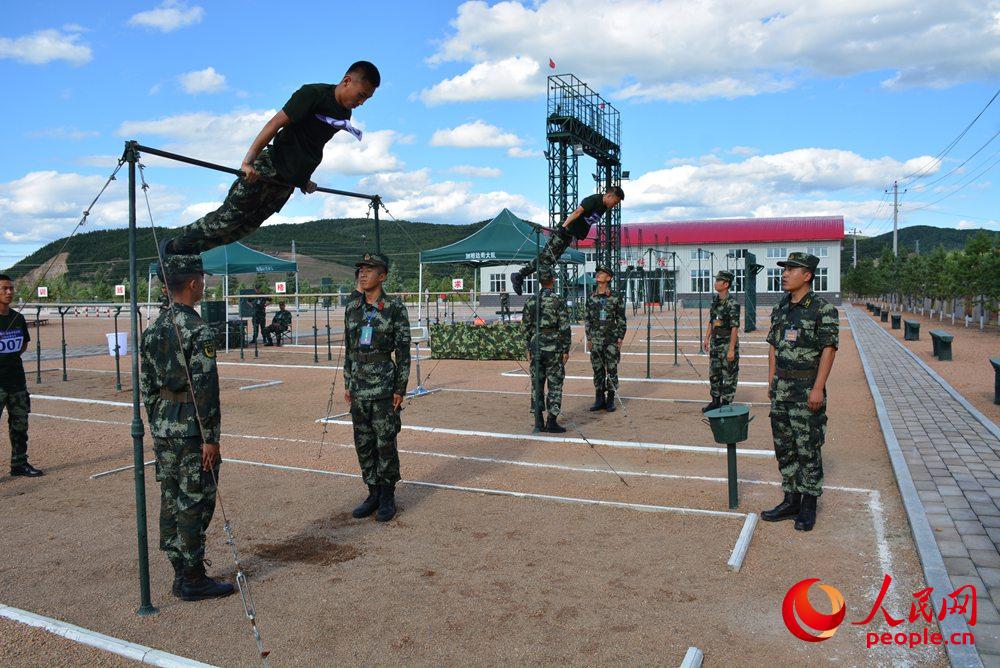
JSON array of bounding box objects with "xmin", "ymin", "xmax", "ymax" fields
[
  {"xmin": 160, "ymin": 254, "xmax": 209, "ymax": 278},
  {"xmin": 538, "ymin": 266, "xmax": 556, "ymax": 281},
  {"xmin": 777, "ymin": 252, "xmax": 820, "ymax": 272},
  {"xmin": 715, "ymin": 270, "xmax": 734, "ymax": 283},
  {"xmin": 356, "ymin": 252, "xmax": 390, "ymax": 272},
  {"xmin": 594, "ymin": 265, "xmax": 615, "ymax": 277}
]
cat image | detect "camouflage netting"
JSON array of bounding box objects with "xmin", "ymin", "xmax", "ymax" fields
[{"xmin": 429, "ymin": 323, "xmax": 526, "ymax": 360}]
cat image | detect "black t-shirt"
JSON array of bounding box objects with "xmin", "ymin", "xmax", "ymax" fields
[
  {"xmin": 565, "ymin": 194, "xmax": 608, "ymax": 240},
  {"xmin": 271, "ymin": 83, "xmax": 351, "ymax": 188},
  {"xmin": 0, "ymin": 310, "xmax": 30, "ymax": 391}
]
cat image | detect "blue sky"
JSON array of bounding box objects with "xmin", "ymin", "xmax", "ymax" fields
[{"xmin": 2, "ymin": 0, "xmax": 998, "ymax": 268}]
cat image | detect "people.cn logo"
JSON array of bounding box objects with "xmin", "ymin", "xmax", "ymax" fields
[{"xmin": 782, "ymin": 578, "xmax": 846, "ymax": 642}]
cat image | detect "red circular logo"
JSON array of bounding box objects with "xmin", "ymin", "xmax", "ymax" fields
[{"xmin": 782, "ymin": 578, "xmax": 846, "ymax": 642}]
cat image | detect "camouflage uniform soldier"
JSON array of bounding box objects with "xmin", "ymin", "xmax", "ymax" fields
[
  {"xmin": 248, "ymin": 287, "xmax": 269, "ymax": 343},
  {"xmin": 159, "ymin": 62, "xmax": 380, "ymax": 258},
  {"xmin": 702, "ymin": 270, "xmax": 740, "ymax": 413},
  {"xmin": 343, "ymin": 253, "xmax": 411, "ymax": 522},
  {"xmin": 0, "ymin": 274, "xmax": 43, "ymax": 477},
  {"xmin": 761, "ymin": 252, "xmax": 839, "ymax": 532},
  {"xmin": 263, "ymin": 301, "xmax": 292, "ymax": 346},
  {"xmin": 511, "ymin": 186, "xmax": 624, "ymax": 295},
  {"xmin": 140, "ymin": 255, "xmax": 234, "ymax": 601},
  {"xmin": 522, "ymin": 268, "xmax": 572, "ymax": 433},
  {"xmin": 499, "ymin": 291, "xmax": 511, "ymax": 323},
  {"xmin": 585, "ymin": 265, "xmax": 626, "ymax": 412}
]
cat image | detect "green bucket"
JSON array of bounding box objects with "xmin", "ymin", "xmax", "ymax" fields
[{"xmin": 703, "ymin": 404, "xmax": 753, "ymax": 444}]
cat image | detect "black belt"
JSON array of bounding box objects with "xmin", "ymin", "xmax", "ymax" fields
[
  {"xmin": 159, "ymin": 388, "xmax": 193, "ymax": 403},
  {"xmin": 776, "ymin": 368, "xmax": 817, "ymax": 379},
  {"xmin": 356, "ymin": 351, "xmax": 391, "ymax": 363},
  {"xmin": 539, "ymin": 327, "xmax": 558, "ymax": 334}
]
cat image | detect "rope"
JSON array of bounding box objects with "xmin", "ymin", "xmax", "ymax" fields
[{"xmin": 137, "ymin": 157, "xmax": 270, "ymax": 666}]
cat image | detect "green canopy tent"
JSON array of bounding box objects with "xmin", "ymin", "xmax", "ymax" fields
[
  {"xmin": 148, "ymin": 242, "xmax": 298, "ymax": 348},
  {"xmin": 416, "ymin": 208, "xmax": 584, "ymax": 323}
]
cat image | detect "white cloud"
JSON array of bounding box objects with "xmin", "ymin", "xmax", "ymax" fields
[
  {"xmin": 128, "ymin": 1, "xmax": 204, "ymax": 32},
  {"xmin": 448, "ymin": 165, "xmax": 502, "ymax": 178},
  {"xmin": 0, "ymin": 28, "xmax": 91, "ymax": 66},
  {"xmin": 28, "ymin": 127, "xmax": 99, "ymax": 141},
  {"xmin": 178, "ymin": 67, "xmax": 226, "ymax": 94},
  {"xmin": 0, "ymin": 170, "xmax": 184, "ymax": 244},
  {"xmin": 622, "ymin": 147, "xmax": 936, "ymax": 229},
  {"xmin": 419, "ymin": 56, "xmax": 545, "ymax": 104},
  {"xmin": 118, "ymin": 110, "xmax": 405, "ymax": 177},
  {"xmin": 430, "ymin": 120, "xmax": 524, "ymax": 148},
  {"xmin": 321, "ymin": 169, "xmax": 545, "ymax": 224},
  {"xmin": 956, "ymin": 219, "xmax": 999, "ymax": 231},
  {"xmin": 507, "ymin": 147, "xmax": 541, "ymax": 159},
  {"xmin": 427, "ymin": 0, "xmax": 999, "ymax": 102}
]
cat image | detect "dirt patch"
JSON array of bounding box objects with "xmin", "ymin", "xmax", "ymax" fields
[{"xmin": 254, "ymin": 536, "xmax": 360, "ymax": 566}]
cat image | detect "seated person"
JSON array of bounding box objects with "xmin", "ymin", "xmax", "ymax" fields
[{"xmin": 263, "ymin": 301, "xmax": 292, "ymax": 346}]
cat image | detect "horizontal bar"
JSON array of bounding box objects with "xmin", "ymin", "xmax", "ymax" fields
[{"xmin": 132, "ymin": 143, "xmax": 376, "ymax": 201}]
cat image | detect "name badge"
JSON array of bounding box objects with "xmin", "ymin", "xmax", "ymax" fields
[
  {"xmin": 599, "ymin": 309, "xmax": 607, "ymax": 321},
  {"xmin": 360, "ymin": 325, "xmax": 374, "ymax": 346},
  {"xmin": 713, "ymin": 319, "xmax": 723, "ymax": 327},
  {"xmin": 784, "ymin": 326, "xmax": 798, "ymax": 343}
]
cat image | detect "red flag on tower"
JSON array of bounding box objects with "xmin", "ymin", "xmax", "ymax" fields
[
  {"xmin": 548, "ymin": 58, "xmax": 556, "ymax": 69},
  {"xmin": 599, "ymin": 102, "xmax": 605, "ymax": 110}
]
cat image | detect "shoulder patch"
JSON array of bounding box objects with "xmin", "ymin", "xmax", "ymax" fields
[{"xmin": 203, "ymin": 339, "xmax": 216, "ymax": 358}]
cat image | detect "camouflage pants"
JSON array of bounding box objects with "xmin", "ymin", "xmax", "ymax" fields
[
  {"xmin": 0, "ymin": 388, "xmax": 30, "ymax": 467},
  {"xmin": 250, "ymin": 314, "xmax": 266, "ymax": 341},
  {"xmin": 154, "ymin": 437, "xmax": 219, "ymax": 568},
  {"xmin": 589, "ymin": 342, "xmax": 620, "ymax": 392},
  {"xmin": 350, "ymin": 397, "xmax": 402, "ymax": 486},
  {"xmin": 520, "ymin": 230, "xmax": 572, "ymax": 277},
  {"xmin": 530, "ymin": 352, "xmax": 565, "ymax": 416},
  {"xmin": 708, "ymin": 339, "xmax": 739, "ymax": 402},
  {"xmin": 171, "ymin": 149, "xmax": 294, "ymax": 255},
  {"xmin": 770, "ymin": 401, "xmax": 826, "ymax": 497}
]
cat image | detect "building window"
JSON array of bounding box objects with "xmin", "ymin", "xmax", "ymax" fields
[
  {"xmin": 728, "ymin": 248, "xmax": 749, "ymax": 261},
  {"xmin": 489, "ymin": 273, "xmax": 506, "ymax": 292},
  {"xmin": 767, "ymin": 268, "xmax": 782, "ymax": 292},
  {"xmin": 584, "ymin": 251, "xmax": 597, "ymax": 263},
  {"xmin": 814, "ymin": 267, "xmax": 829, "ymax": 291},
  {"xmin": 523, "ymin": 276, "xmax": 536, "ymax": 295},
  {"xmin": 690, "ymin": 269, "xmax": 711, "ymax": 293},
  {"xmin": 733, "ymin": 268, "xmax": 746, "ymax": 293},
  {"xmin": 766, "ymin": 247, "xmax": 788, "ymax": 259},
  {"xmin": 806, "ymin": 246, "xmax": 829, "ymax": 258},
  {"xmin": 690, "ymin": 249, "xmax": 711, "ymax": 260}
]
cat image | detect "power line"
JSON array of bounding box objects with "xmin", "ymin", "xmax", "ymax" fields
[{"xmin": 908, "ymin": 128, "xmax": 1000, "ymax": 193}]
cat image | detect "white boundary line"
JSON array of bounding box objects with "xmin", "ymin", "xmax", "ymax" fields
[
  {"xmin": 32, "ymin": 394, "xmax": 131, "ymax": 407},
  {"xmin": 316, "ymin": 418, "xmax": 774, "ymax": 457},
  {"xmin": 238, "ymin": 380, "xmax": 284, "ymax": 391},
  {"xmin": 642, "ymin": 338, "xmax": 770, "ymax": 346},
  {"xmin": 679, "ymin": 647, "xmax": 704, "ymax": 668},
  {"xmin": 219, "ymin": 361, "xmax": 341, "ymax": 370},
  {"xmin": 727, "ymin": 513, "xmax": 758, "ymax": 572},
  {"xmin": 437, "ymin": 387, "xmax": 772, "ymax": 406},
  {"xmin": 500, "ymin": 371, "xmax": 769, "ymax": 387},
  {"xmin": 618, "ymin": 351, "xmax": 769, "ymax": 360},
  {"xmin": 0, "ymin": 603, "xmax": 216, "ymax": 667},
  {"xmin": 65, "ymin": 367, "xmax": 275, "ymax": 383}
]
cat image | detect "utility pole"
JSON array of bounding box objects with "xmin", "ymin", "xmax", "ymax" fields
[
  {"xmin": 850, "ymin": 227, "xmax": 860, "ymax": 268},
  {"xmin": 886, "ymin": 180, "xmax": 906, "ymax": 257}
]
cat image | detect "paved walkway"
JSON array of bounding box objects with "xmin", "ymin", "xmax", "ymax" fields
[{"xmin": 850, "ymin": 306, "xmax": 1000, "ymax": 667}]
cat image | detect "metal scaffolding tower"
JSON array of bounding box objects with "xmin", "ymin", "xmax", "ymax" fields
[{"xmin": 546, "ymin": 74, "xmax": 622, "ymax": 280}]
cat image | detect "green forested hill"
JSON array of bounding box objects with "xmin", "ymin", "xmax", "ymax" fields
[{"xmin": 842, "ymin": 225, "xmax": 998, "ymax": 266}]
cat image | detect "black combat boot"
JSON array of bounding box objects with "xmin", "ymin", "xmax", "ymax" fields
[
  {"xmin": 545, "ymin": 414, "xmax": 567, "ymax": 434},
  {"xmin": 701, "ymin": 397, "xmax": 721, "ymax": 413},
  {"xmin": 761, "ymin": 492, "xmax": 801, "ymax": 522},
  {"xmin": 352, "ymin": 484, "xmax": 380, "ymax": 518},
  {"xmin": 180, "ymin": 563, "xmax": 235, "ymax": 601},
  {"xmin": 794, "ymin": 494, "xmax": 818, "ymax": 532},
  {"xmin": 170, "ymin": 560, "xmax": 183, "ymax": 598},
  {"xmin": 376, "ymin": 484, "xmax": 396, "ymax": 522},
  {"xmin": 589, "ymin": 390, "xmax": 606, "ymax": 411},
  {"xmin": 605, "ymin": 390, "xmax": 617, "ymax": 412},
  {"xmin": 511, "ymin": 272, "xmax": 525, "ymax": 296},
  {"xmin": 10, "ymin": 463, "xmax": 44, "ymax": 477}
]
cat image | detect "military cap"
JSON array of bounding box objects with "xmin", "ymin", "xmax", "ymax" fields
[
  {"xmin": 715, "ymin": 270, "xmax": 734, "ymax": 283},
  {"xmin": 594, "ymin": 265, "xmax": 615, "ymax": 277},
  {"xmin": 777, "ymin": 252, "xmax": 820, "ymax": 272},
  {"xmin": 160, "ymin": 254, "xmax": 209, "ymax": 278},
  {"xmin": 356, "ymin": 252, "xmax": 390, "ymax": 272},
  {"xmin": 538, "ymin": 266, "xmax": 556, "ymax": 281}
]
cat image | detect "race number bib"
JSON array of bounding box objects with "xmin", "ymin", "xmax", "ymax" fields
[
  {"xmin": 599, "ymin": 309, "xmax": 607, "ymax": 321},
  {"xmin": 784, "ymin": 326, "xmax": 798, "ymax": 343},
  {"xmin": 0, "ymin": 329, "xmax": 25, "ymax": 354},
  {"xmin": 360, "ymin": 325, "xmax": 373, "ymax": 347}
]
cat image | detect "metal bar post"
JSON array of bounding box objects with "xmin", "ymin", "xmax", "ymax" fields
[
  {"xmin": 727, "ymin": 443, "xmax": 739, "ymax": 509},
  {"xmin": 698, "ymin": 249, "xmax": 704, "ymax": 354},
  {"xmin": 673, "ymin": 252, "xmax": 679, "ymax": 366},
  {"xmin": 113, "ymin": 306, "xmax": 123, "ymax": 392},
  {"xmin": 373, "ymin": 196, "xmax": 382, "ymax": 253},
  {"xmin": 533, "ymin": 228, "xmax": 544, "ymax": 430},
  {"xmin": 35, "ymin": 306, "xmax": 41, "ymax": 384},
  {"xmin": 326, "ymin": 302, "xmax": 332, "ymax": 361},
  {"xmin": 646, "ymin": 250, "xmax": 652, "ymax": 379},
  {"xmin": 312, "ymin": 299, "xmax": 319, "ymax": 364},
  {"xmin": 59, "ymin": 307, "xmax": 69, "ymax": 381},
  {"xmin": 126, "ymin": 141, "xmax": 157, "ymax": 617}
]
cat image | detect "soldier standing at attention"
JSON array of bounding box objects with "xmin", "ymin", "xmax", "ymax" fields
[
  {"xmin": 343, "ymin": 253, "xmax": 411, "ymax": 522},
  {"xmin": 140, "ymin": 255, "xmax": 234, "ymax": 601},
  {"xmin": 511, "ymin": 186, "xmax": 624, "ymax": 295},
  {"xmin": 522, "ymin": 267, "xmax": 571, "ymax": 433},
  {"xmin": 585, "ymin": 266, "xmax": 626, "ymax": 412},
  {"xmin": 761, "ymin": 253, "xmax": 839, "ymax": 532},
  {"xmin": 499, "ymin": 290, "xmax": 511, "ymax": 323},
  {"xmin": 0, "ymin": 274, "xmax": 43, "ymax": 477},
  {"xmin": 248, "ymin": 286, "xmax": 270, "ymax": 344},
  {"xmin": 702, "ymin": 270, "xmax": 740, "ymax": 413}
]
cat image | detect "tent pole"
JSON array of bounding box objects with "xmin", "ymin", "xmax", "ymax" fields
[
  {"xmin": 224, "ymin": 273, "xmax": 230, "ymax": 351},
  {"xmin": 292, "ymin": 240, "xmax": 300, "ymax": 344},
  {"xmin": 417, "ymin": 261, "xmax": 423, "ymax": 328}
]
